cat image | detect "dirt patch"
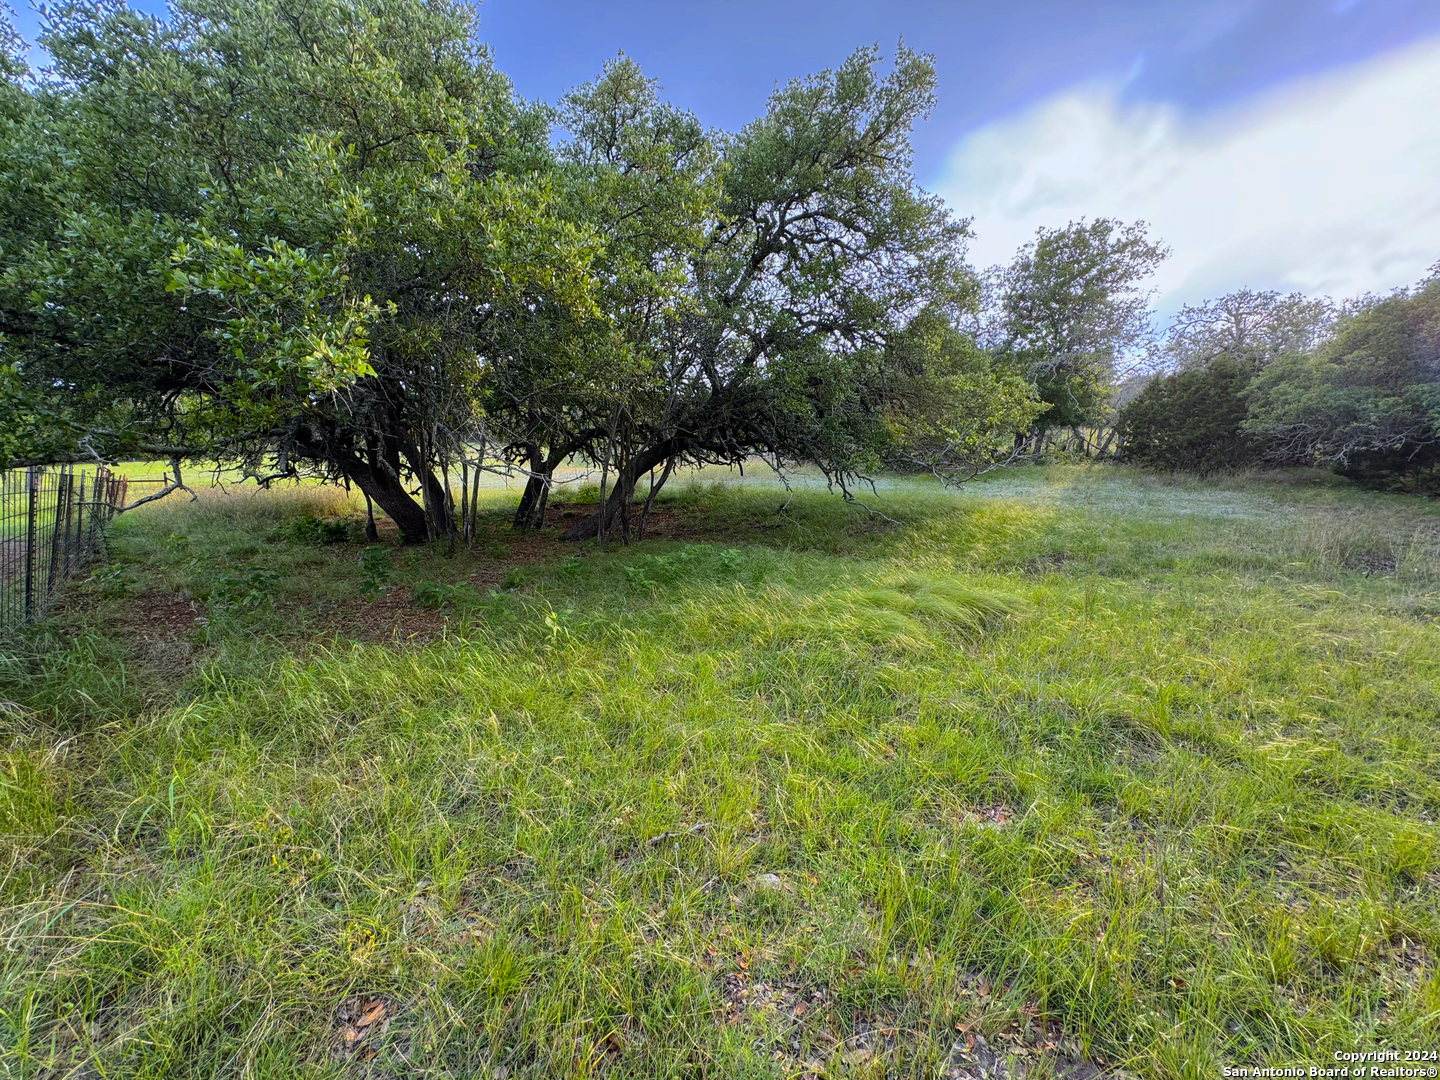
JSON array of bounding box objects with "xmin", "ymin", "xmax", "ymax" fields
[
  {"xmin": 943, "ymin": 803, "xmax": 1016, "ymax": 830},
  {"xmin": 128, "ymin": 590, "xmax": 203, "ymax": 635},
  {"xmin": 465, "ymin": 530, "xmax": 570, "ymax": 593},
  {"xmin": 716, "ymin": 970, "xmax": 846, "ymax": 1075},
  {"xmin": 100, "ymin": 589, "xmax": 203, "ymax": 676},
  {"xmin": 715, "ymin": 967, "xmax": 1123, "ymax": 1080},
  {"xmin": 947, "ymin": 1024, "xmax": 1111, "ymax": 1080},
  {"xmin": 1375, "ymin": 935, "xmax": 1431, "ymax": 1023},
  {"xmin": 1020, "ymin": 552, "xmax": 1073, "ymax": 575},
  {"xmin": 542, "ymin": 500, "xmax": 719, "ymax": 544},
  {"xmin": 289, "ymin": 524, "xmax": 570, "ymax": 643},
  {"xmin": 56, "ymin": 585, "xmax": 199, "ymax": 643},
  {"xmin": 314, "ymin": 587, "xmax": 450, "ymax": 644},
  {"xmin": 1342, "ymin": 550, "xmax": 1398, "ymax": 576},
  {"xmin": 719, "ymin": 970, "xmax": 832, "ymax": 1026},
  {"xmin": 49, "ymin": 494, "xmax": 771, "ymax": 659},
  {"xmin": 333, "ymin": 995, "xmax": 394, "ymax": 1062},
  {"xmin": 946, "ymin": 972, "xmax": 1126, "ymax": 1080}
]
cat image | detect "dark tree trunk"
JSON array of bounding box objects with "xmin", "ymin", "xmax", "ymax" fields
[
  {"xmin": 346, "ymin": 457, "xmax": 430, "ymax": 543},
  {"xmin": 560, "ymin": 438, "xmax": 684, "ymax": 541},
  {"xmin": 637, "ymin": 455, "xmax": 676, "ymax": 541},
  {"xmin": 513, "ymin": 474, "xmax": 546, "ymax": 529},
  {"xmin": 419, "ymin": 464, "xmax": 455, "ymax": 537},
  {"xmin": 512, "ymin": 443, "xmax": 549, "ymax": 530},
  {"xmin": 291, "ymin": 425, "xmax": 432, "ymax": 544},
  {"xmin": 512, "ymin": 442, "xmax": 573, "ymax": 530},
  {"xmin": 400, "ymin": 441, "xmax": 454, "ymax": 539}
]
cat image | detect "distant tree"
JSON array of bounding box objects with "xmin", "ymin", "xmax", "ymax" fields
[
  {"xmin": 1243, "ymin": 272, "xmax": 1440, "ymax": 489},
  {"xmin": 1116, "ymin": 357, "xmax": 1259, "ymax": 473},
  {"xmin": 993, "ymin": 219, "xmax": 1169, "ymax": 439},
  {"xmin": 1162, "ymin": 289, "xmax": 1336, "ymax": 373}
]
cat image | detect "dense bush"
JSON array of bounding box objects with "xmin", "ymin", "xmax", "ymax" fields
[
  {"xmin": 1331, "ymin": 445, "xmax": 1440, "ymax": 493},
  {"xmin": 1116, "ymin": 358, "xmax": 1259, "ymax": 473},
  {"xmin": 1116, "ymin": 275, "xmax": 1439, "ymax": 489},
  {"xmin": 1244, "ymin": 277, "xmax": 1440, "ymax": 491}
]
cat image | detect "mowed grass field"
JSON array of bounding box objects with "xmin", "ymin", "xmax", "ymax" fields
[{"xmin": 1, "ymin": 465, "xmax": 1438, "ymax": 1079}]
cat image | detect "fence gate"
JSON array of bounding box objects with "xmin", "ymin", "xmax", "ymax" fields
[{"xmin": 1, "ymin": 465, "xmax": 128, "ymax": 632}]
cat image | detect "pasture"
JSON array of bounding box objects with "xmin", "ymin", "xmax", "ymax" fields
[{"xmin": 2, "ymin": 465, "xmax": 1437, "ymax": 1079}]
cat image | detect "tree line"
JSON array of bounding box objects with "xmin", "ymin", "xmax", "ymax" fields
[
  {"xmin": 1, "ymin": 0, "xmax": 1434, "ymax": 547},
  {"xmin": 1117, "ymin": 279, "xmax": 1440, "ymax": 491}
]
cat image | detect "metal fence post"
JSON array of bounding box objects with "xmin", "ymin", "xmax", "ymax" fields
[
  {"xmin": 87, "ymin": 467, "xmax": 103, "ymax": 556},
  {"xmin": 0, "ymin": 464, "xmax": 138, "ymax": 633},
  {"xmin": 74, "ymin": 472, "xmax": 87, "ymax": 569},
  {"xmin": 24, "ymin": 466, "xmax": 38, "ymax": 622},
  {"xmin": 3, "ymin": 470, "xmax": 13, "ymax": 628},
  {"xmin": 63, "ymin": 471, "xmax": 75, "ymax": 577},
  {"xmin": 47, "ymin": 468, "xmax": 68, "ymax": 599}
]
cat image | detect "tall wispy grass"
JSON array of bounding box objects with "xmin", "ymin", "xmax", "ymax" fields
[{"xmin": 1, "ymin": 465, "xmax": 1436, "ymax": 1078}]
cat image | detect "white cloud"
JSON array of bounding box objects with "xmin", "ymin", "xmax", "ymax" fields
[{"xmin": 934, "ymin": 36, "xmax": 1440, "ymax": 314}]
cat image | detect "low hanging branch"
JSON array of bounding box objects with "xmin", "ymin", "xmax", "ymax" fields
[
  {"xmin": 841, "ymin": 493, "xmax": 903, "ymax": 527},
  {"xmin": 118, "ymin": 457, "xmax": 198, "ymax": 512}
]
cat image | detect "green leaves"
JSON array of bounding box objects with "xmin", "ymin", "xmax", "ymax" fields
[
  {"xmin": 357, "ymin": 546, "xmax": 393, "ymax": 600},
  {"xmin": 2, "ymin": 0, "xmax": 602, "ymax": 534},
  {"xmin": 995, "ymin": 219, "xmax": 1169, "ymax": 431},
  {"xmin": 168, "ymin": 233, "xmax": 382, "ymax": 395},
  {"xmin": 2, "ymin": 9, "xmax": 1039, "ymax": 527},
  {"xmin": 1117, "ymin": 358, "xmax": 1259, "ymax": 474},
  {"xmin": 1241, "ymin": 279, "xmax": 1440, "ymax": 488}
]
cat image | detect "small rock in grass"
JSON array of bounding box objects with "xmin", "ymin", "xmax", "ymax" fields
[{"xmin": 754, "ymin": 873, "xmax": 784, "ymax": 891}]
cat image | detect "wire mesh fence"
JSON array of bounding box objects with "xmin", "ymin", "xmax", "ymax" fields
[{"xmin": 0, "ymin": 465, "xmax": 129, "ymax": 633}]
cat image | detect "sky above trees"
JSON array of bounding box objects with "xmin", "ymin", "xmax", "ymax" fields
[{"xmin": 10, "ymin": 0, "xmax": 1437, "ymax": 312}]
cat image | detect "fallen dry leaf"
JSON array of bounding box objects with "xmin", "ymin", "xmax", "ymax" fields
[
  {"xmin": 793, "ymin": 1002, "xmax": 808, "ymax": 1017},
  {"xmin": 357, "ymin": 1000, "xmax": 387, "ymax": 1028}
]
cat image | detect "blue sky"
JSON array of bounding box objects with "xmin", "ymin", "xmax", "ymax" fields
[
  {"xmin": 10, "ymin": 0, "xmax": 1440, "ymax": 310},
  {"xmin": 479, "ymin": 0, "xmax": 1438, "ymax": 178},
  {"xmin": 481, "ymin": 0, "xmax": 1440, "ymax": 310}
]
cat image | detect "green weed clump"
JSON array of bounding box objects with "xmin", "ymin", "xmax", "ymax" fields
[
  {"xmin": 270, "ymin": 512, "xmax": 359, "ymax": 545},
  {"xmin": 357, "ymin": 545, "xmax": 394, "ymax": 599},
  {"xmin": 1, "ymin": 466, "xmax": 1437, "ymax": 1079},
  {"xmin": 411, "ymin": 580, "xmax": 479, "ymax": 610}
]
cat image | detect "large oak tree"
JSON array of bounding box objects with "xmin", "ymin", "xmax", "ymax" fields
[
  {"xmin": 1, "ymin": 0, "xmax": 596, "ymax": 540},
  {"xmin": 538, "ymin": 46, "xmax": 1039, "ymax": 540}
]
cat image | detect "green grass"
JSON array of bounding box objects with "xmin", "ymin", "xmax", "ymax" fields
[{"xmin": 2, "ymin": 465, "xmax": 1438, "ymax": 1078}]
